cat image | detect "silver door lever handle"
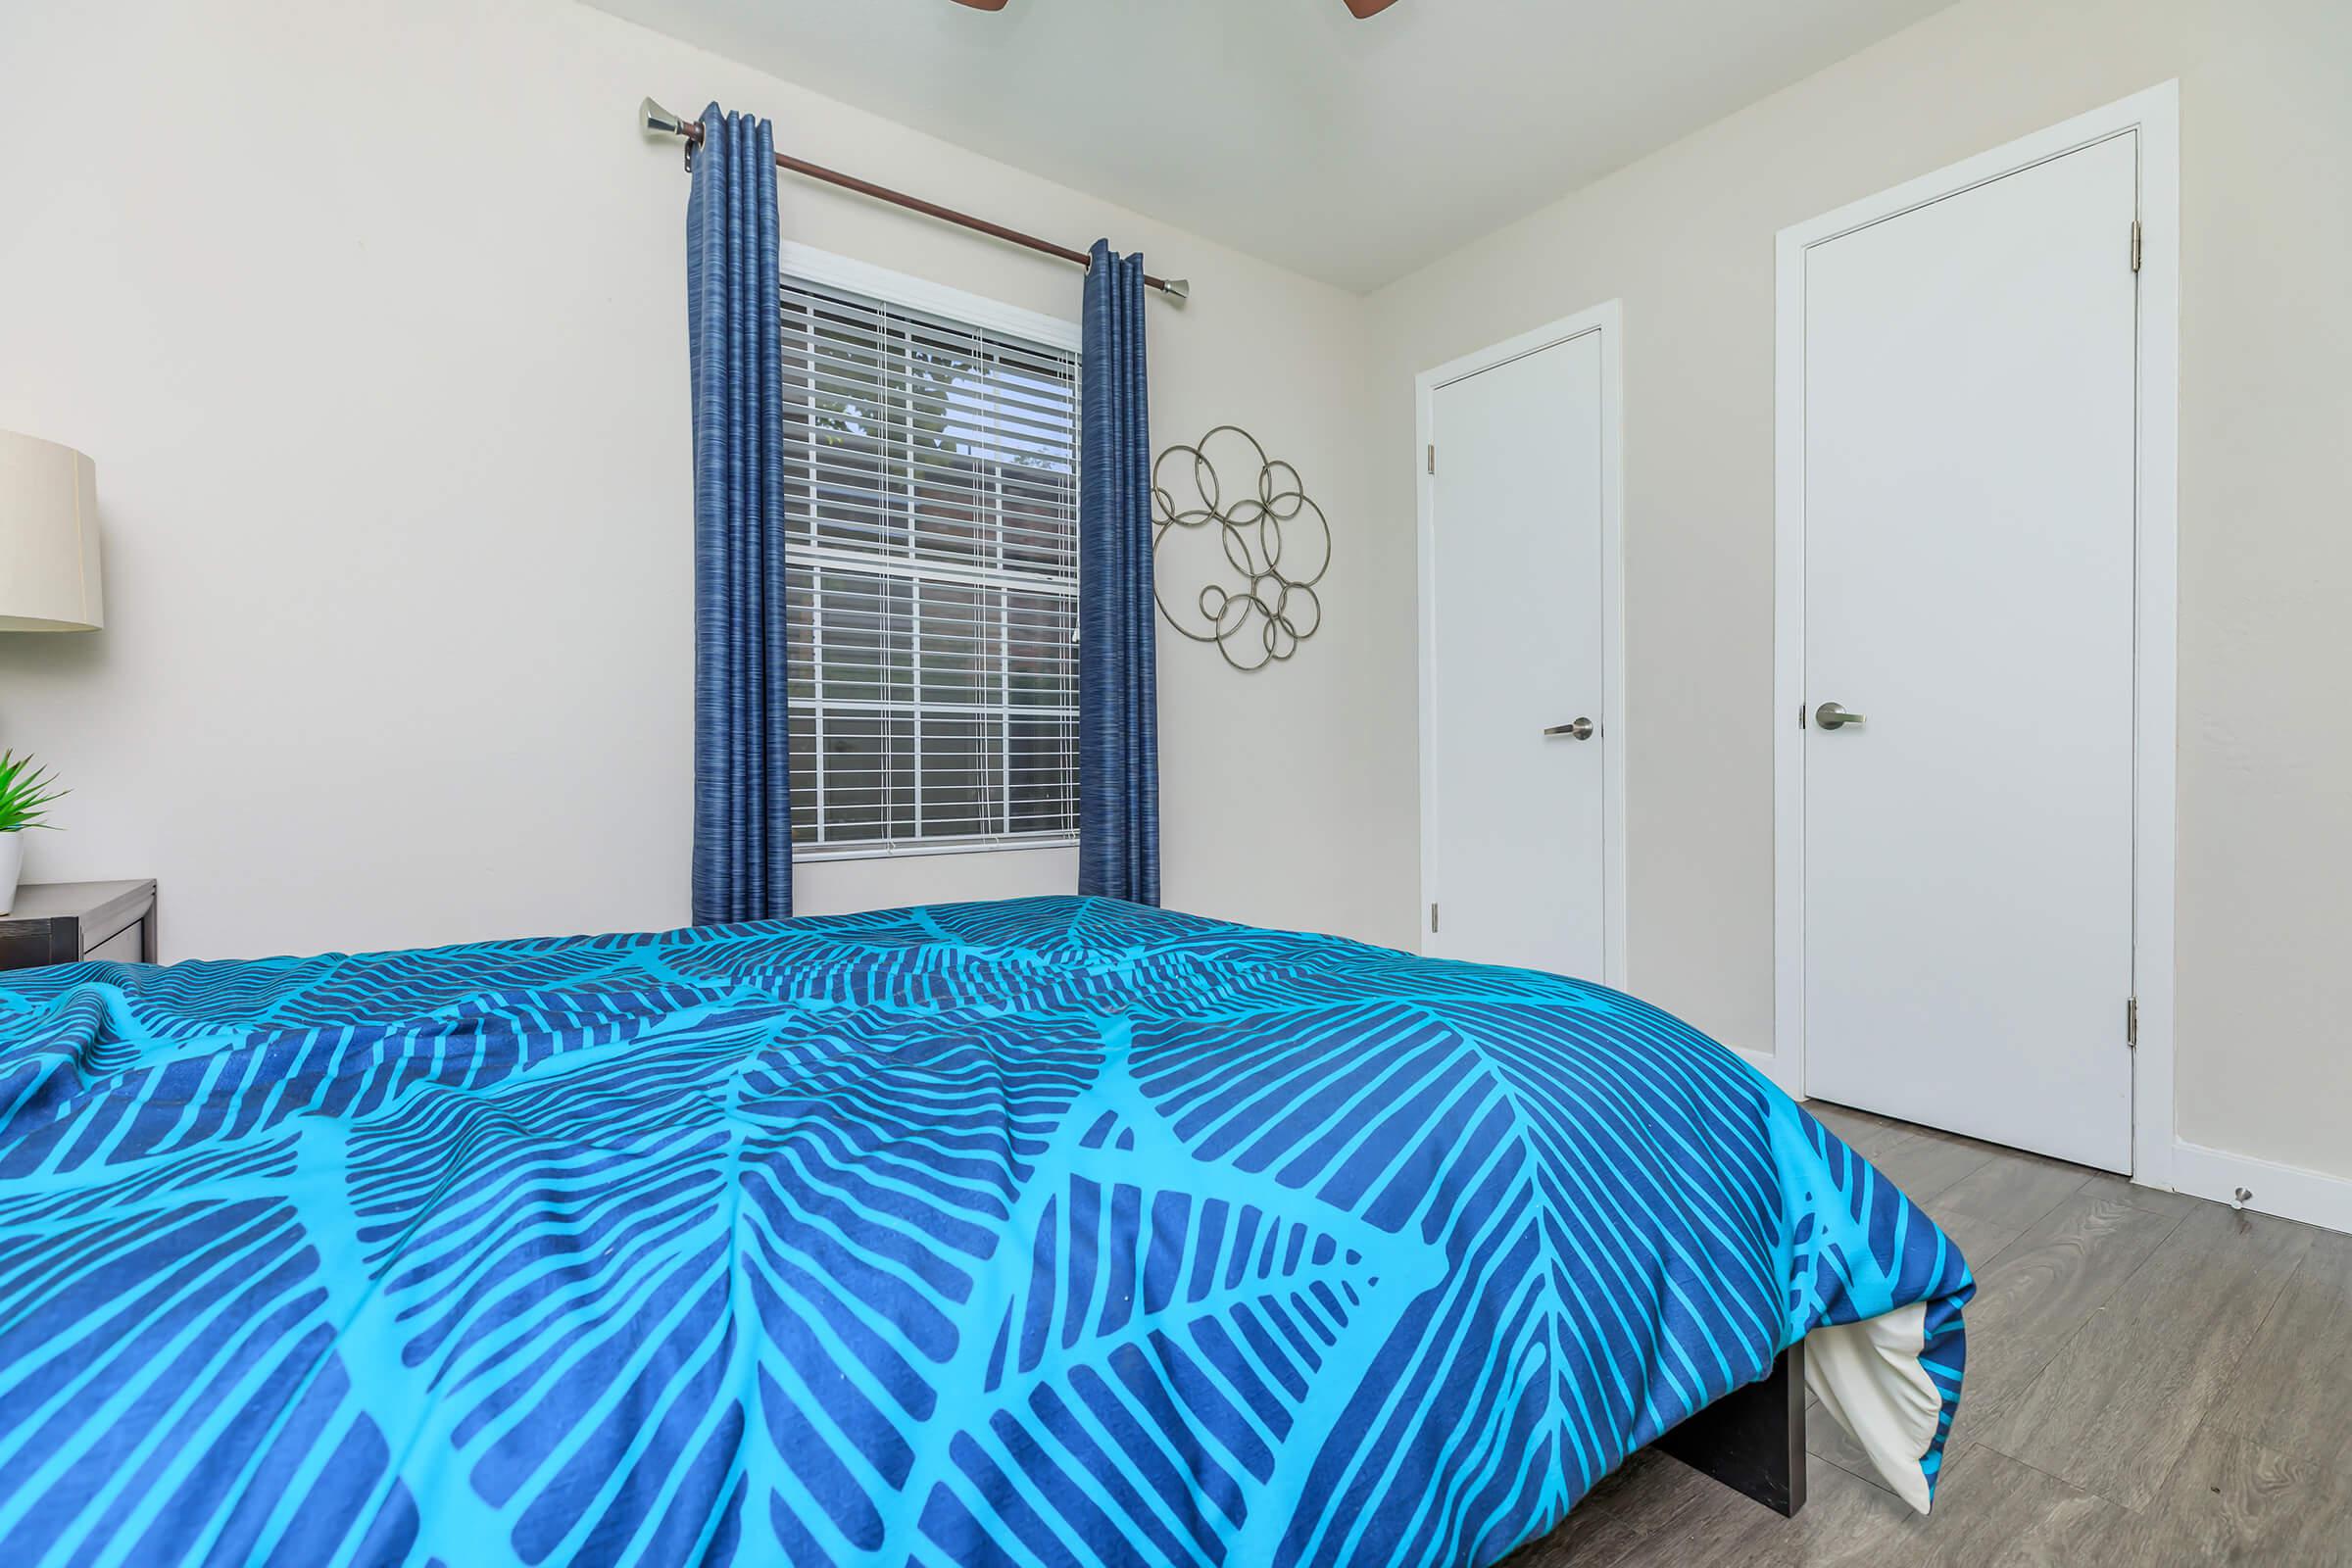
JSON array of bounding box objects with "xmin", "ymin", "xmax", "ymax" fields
[
  {"xmin": 1814, "ymin": 703, "xmax": 1865, "ymax": 730},
  {"xmin": 1544, "ymin": 717, "xmax": 1596, "ymax": 740}
]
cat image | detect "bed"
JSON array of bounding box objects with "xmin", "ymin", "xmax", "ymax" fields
[{"xmin": 0, "ymin": 896, "xmax": 1970, "ymax": 1566}]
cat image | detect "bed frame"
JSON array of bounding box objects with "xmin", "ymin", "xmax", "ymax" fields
[{"xmin": 1653, "ymin": 1343, "xmax": 1806, "ymax": 1516}]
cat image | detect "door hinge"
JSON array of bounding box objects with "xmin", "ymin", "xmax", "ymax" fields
[
  {"xmin": 1427, "ymin": 443, "xmax": 1437, "ymax": 476},
  {"xmin": 2126, "ymin": 995, "xmax": 2138, "ymax": 1047},
  {"xmin": 2130, "ymin": 220, "xmax": 2143, "ymax": 273},
  {"xmin": 1430, "ymin": 902, "xmax": 1440, "ymax": 933}
]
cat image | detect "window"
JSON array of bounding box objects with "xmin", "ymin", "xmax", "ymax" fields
[{"xmin": 780, "ymin": 268, "xmax": 1081, "ymax": 858}]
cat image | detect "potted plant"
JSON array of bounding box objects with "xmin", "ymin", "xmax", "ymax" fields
[{"xmin": 0, "ymin": 751, "xmax": 67, "ymax": 915}]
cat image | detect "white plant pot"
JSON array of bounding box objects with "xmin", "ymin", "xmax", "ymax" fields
[{"xmin": 0, "ymin": 832, "xmax": 21, "ymax": 916}]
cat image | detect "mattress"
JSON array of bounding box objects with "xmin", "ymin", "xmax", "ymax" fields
[{"xmin": 0, "ymin": 896, "xmax": 1971, "ymax": 1565}]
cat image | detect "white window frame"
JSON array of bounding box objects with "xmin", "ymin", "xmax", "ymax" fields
[
  {"xmin": 779, "ymin": 244, "xmax": 1084, "ymax": 863},
  {"xmin": 781, "ymin": 244, "xmax": 1082, "ymax": 359}
]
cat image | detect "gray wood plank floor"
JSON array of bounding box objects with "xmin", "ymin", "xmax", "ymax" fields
[{"xmin": 1498, "ymin": 1101, "xmax": 2352, "ymax": 1566}]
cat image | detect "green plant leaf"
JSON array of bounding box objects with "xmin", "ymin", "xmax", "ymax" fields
[{"xmin": 0, "ymin": 750, "xmax": 68, "ymax": 832}]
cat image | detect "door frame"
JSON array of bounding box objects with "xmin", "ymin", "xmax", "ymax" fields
[
  {"xmin": 1415, "ymin": 301, "xmax": 1630, "ymax": 990},
  {"xmin": 1771, "ymin": 82, "xmax": 2180, "ymax": 1185}
]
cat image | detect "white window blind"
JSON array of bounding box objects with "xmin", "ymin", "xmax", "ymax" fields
[{"xmin": 781, "ymin": 273, "xmax": 1081, "ymax": 857}]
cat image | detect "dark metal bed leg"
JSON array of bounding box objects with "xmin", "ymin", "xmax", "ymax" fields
[{"xmin": 1654, "ymin": 1342, "xmax": 1806, "ymax": 1516}]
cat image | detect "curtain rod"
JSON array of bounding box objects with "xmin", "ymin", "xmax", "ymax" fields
[{"xmin": 640, "ymin": 99, "xmax": 1191, "ymax": 302}]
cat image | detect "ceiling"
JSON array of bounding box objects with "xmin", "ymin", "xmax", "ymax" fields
[{"xmin": 587, "ymin": 0, "xmax": 1954, "ymax": 292}]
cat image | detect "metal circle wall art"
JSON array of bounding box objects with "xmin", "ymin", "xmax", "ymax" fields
[{"xmin": 1151, "ymin": 426, "xmax": 1332, "ymax": 672}]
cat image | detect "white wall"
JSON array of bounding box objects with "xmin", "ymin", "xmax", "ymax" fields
[
  {"xmin": 1364, "ymin": 0, "xmax": 2352, "ymax": 1184},
  {"xmin": 7, "ymin": 0, "xmax": 2344, "ymax": 1196},
  {"xmin": 0, "ymin": 0, "xmax": 1410, "ymax": 958}
]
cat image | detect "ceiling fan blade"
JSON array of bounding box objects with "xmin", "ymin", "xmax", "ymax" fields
[{"xmin": 1343, "ymin": 0, "xmax": 1401, "ymax": 16}]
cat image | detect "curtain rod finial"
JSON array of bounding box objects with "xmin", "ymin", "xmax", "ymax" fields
[
  {"xmin": 640, "ymin": 97, "xmax": 689, "ymax": 139},
  {"xmin": 1161, "ymin": 278, "xmax": 1192, "ymax": 301}
]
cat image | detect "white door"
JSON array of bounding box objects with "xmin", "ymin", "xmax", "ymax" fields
[
  {"xmin": 1799, "ymin": 133, "xmax": 2139, "ymax": 1171},
  {"xmin": 1424, "ymin": 324, "xmax": 1617, "ymax": 981}
]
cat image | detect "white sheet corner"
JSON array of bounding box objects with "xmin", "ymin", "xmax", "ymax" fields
[{"xmin": 1804, "ymin": 1302, "xmax": 1941, "ymax": 1514}]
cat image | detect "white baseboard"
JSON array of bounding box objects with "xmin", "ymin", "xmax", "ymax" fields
[
  {"xmin": 2171, "ymin": 1140, "xmax": 2352, "ymax": 1237},
  {"xmin": 1733, "ymin": 1045, "xmax": 1802, "ymax": 1099}
]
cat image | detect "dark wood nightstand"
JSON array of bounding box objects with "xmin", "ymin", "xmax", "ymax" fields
[{"xmin": 0, "ymin": 880, "xmax": 159, "ymax": 970}]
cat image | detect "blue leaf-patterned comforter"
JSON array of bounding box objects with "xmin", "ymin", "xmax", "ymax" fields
[{"xmin": 0, "ymin": 896, "xmax": 1970, "ymax": 1567}]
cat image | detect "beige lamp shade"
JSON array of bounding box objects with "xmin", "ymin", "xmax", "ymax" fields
[{"xmin": 0, "ymin": 429, "xmax": 104, "ymax": 632}]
